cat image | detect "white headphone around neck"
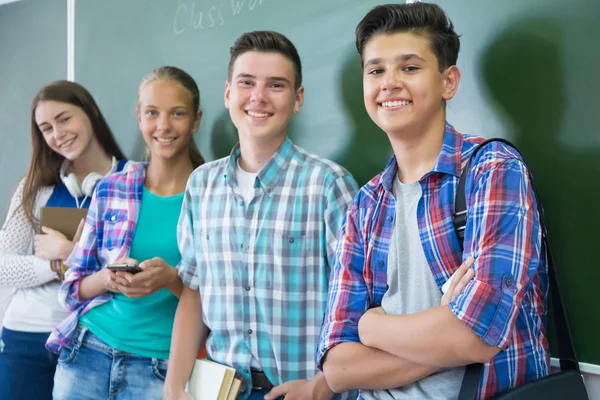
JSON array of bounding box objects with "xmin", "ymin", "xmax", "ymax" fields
[{"xmin": 60, "ymin": 156, "xmax": 117, "ymax": 205}]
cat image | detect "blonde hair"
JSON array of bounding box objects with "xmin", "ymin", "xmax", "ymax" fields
[{"xmin": 137, "ymin": 66, "xmax": 205, "ymax": 168}]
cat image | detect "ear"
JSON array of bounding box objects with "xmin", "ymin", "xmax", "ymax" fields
[
  {"xmin": 442, "ymin": 65, "xmax": 461, "ymax": 101},
  {"xmin": 293, "ymin": 85, "xmax": 305, "ymax": 114},
  {"xmin": 224, "ymin": 80, "xmax": 231, "ymax": 109},
  {"xmin": 193, "ymin": 109, "xmax": 203, "ymax": 132}
]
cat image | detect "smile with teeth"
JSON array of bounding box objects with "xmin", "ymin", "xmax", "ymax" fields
[
  {"xmin": 155, "ymin": 137, "xmax": 176, "ymax": 143},
  {"xmin": 59, "ymin": 138, "xmax": 76, "ymax": 148},
  {"xmin": 380, "ymin": 100, "xmax": 412, "ymax": 108},
  {"xmin": 246, "ymin": 111, "xmax": 272, "ymax": 118}
]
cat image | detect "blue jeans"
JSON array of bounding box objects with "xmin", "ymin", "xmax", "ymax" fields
[
  {"xmin": 53, "ymin": 326, "xmax": 168, "ymax": 400},
  {"xmin": 0, "ymin": 327, "xmax": 57, "ymax": 400}
]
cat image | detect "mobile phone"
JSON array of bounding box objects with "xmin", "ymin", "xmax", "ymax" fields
[{"xmin": 106, "ymin": 263, "xmax": 142, "ymax": 274}]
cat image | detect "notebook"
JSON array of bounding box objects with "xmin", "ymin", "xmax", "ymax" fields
[
  {"xmin": 39, "ymin": 206, "xmax": 88, "ymax": 240},
  {"xmin": 187, "ymin": 359, "xmax": 243, "ymax": 400}
]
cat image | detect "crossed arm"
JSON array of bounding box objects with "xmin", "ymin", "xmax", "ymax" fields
[{"xmin": 319, "ymin": 158, "xmax": 540, "ymax": 392}]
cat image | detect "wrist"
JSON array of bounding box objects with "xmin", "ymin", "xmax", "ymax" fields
[
  {"xmin": 163, "ymin": 379, "xmax": 187, "ymax": 397},
  {"xmin": 61, "ymin": 242, "xmax": 75, "ymax": 261},
  {"xmin": 310, "ymin": 373, "xmax": 334, "ymax": 399}
]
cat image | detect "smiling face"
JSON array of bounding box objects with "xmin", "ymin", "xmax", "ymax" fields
[
  {"xmin": 35, "ymin": 100, "xmax": 98, "ymax": 161},
  {"xmin": 225, "ymin": 51, "xmax": 303, "ymax": 145},
  {"xmin": 137, "ymin": 79, "xmax": 201, "ymax": 163},
  {"xmin": 362, "ymin": 31, "xmax": 459, "ymax": 139}
]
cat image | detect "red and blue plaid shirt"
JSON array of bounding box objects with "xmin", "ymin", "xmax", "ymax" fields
[
  {"xmin": 316, "ymin": 123, "xmax": 549, "ymax": 399},
  {"xmin": 46, "ymin": 162, "xmax": 145, "ymax": 353}
]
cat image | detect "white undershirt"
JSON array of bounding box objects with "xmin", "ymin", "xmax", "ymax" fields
[{"xmin": 235, "ymin": 160, "xmax": 258, "ymax": 211}]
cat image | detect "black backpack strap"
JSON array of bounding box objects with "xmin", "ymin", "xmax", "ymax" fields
[{"xmin": 453, "ymin": 138, "xmax": 581, "ymax": 400}]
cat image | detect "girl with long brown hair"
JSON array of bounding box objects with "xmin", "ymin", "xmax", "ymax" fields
[{"xmin": 0, "ymin": 80, "xmax": 127, "ymax": 400}]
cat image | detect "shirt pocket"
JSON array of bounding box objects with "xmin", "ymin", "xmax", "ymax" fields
[
  {"xmin": 100, "ymin": 209, "xmax": 128, "ymax": 250},
  {"xmin": 266, "ymin": 233, "xmax": 308, "ymax": 291}
]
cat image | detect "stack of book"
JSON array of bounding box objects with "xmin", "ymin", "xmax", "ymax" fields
[{"xmin": 187, "ymin": 359, "xmax": 243, "ymax": 400}]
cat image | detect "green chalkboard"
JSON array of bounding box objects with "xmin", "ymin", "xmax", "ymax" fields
[
  {"xmin": 0, "ymin": 0, "xmax": 67, "ymax": 220},
  {"xmin": 74, "ymin": 0, "xmax": 599, "ymax": 365}
]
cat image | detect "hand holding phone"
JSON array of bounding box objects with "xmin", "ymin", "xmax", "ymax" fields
[{"xmin": 106, "ymin": 263, "xmax": 143, "ymax": 274}]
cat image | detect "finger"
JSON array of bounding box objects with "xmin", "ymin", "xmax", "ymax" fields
[
  {"xmin": 41, "ymin": 226, "xmax": 59, "ymax": 235},
  {"xmin": 450, "ymin": 257, "xmax": 476, "ymax": 287},
  {"xmin": 113, "ymin": 275, "xmax": 130, "ymax": 286},
  {"xmin": 140, "ymin": 257, "xmax": 165, "ymax": 270},
  {"xmin": 106, "ymin": 269, "xmax": 118, "ymax": 281},
  {"xmin": 73, "ymin": 219, "xmax": 85, "ymax": 243},
  {"xmin": 265, "ymin": 383, "xmax": 289, "ymax": 400},
  {"xmin": 116, "ymin": 285, "xmax": 147, "ymax": 298},
  {"xmin": 461, "ymin": 256, "xmax": 475, "ymax": 269},
  {"xmin": 454, "ymin": 268, "xmax": 475, "ymax": 295},
  {"xmin": 126, "ymin": 269, "xmax": 153, "ymax": 285},
  {"xmin": 115, "ymin": 271, "xmax": 135, "ymax": 284}
]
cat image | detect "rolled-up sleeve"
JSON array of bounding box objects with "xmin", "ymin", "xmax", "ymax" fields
[
  {"xmin": 177, "ymin": 175, "xmax": 200, "ymax": 291},
  {"xmin": 449, "ymin": 157, "xmax": 543, "ymax": 350},
  {"xmin": 61, "ymin": 187, "xmax": 104, "ymax": 311},
  {"xmin": 316, "ymin": 203, "xmax": 369, "ymax": 369}
]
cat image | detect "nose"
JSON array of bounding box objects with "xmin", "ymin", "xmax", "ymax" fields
[
  {"xmin": 53, "ymin": 124, "xmax": 66, "ymax": 141},
  {"xmin": 250, "ymin": 83, "xmax": 267, "ymax": 104},
  {"xmin": 381, "ymin": 69, "xmax": 403, "ymax": 92},
  {"xmin": 157, "ymin": 113, "xmax": 171, "ymax": 131}
]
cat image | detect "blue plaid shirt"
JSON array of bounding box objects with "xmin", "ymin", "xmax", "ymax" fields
[
  {"xmin": 317, "ymin": 124, "xmax": 550, "ymax": 399},
  {"xmin": 178, "ymin": 138, "xmax": 359, "ymax": 398}
]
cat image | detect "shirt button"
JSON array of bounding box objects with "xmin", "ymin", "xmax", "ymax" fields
[
  {"xmin": 505, "ymin": 277, "xmax": 513, "ymax": 287},
  {"xmin": 110, "ymin": 215, "xmax": 116, "ymax": 221},
  {"xmin": 266, "ymin": 187, "xmax": 272, "ymax": 194},
  {"xmin": 247, "ymin": 329, "xmax": 253, "ymax": 334},
  {"xmin": 377, "ymin": 261, "xmax": 384, "ymax": 268},
  {"xmin": 386, "ymin": 216, "xmax": 393, "ymax": 222},
  {"xmin": 245, "ymin": 285, "xmax": 251, "ymax": 291},
  {"xmin": 288, "ymin": 237, "xmax": 294, "ymax": 243},
  {"xmin": 241, "ymin": 244, "xmax": 244, "ymax": 249}
]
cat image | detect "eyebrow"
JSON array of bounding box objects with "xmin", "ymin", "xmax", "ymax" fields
[
  {"xmin": 364, "ymin": 53, "xmax": 427, "ymax": 68},
  {"xmin": 235, "ymin": 73, "xmax": 291, "ymax": 86},
  {"xmin": 143, "ymin": 105, "xmax": 188, "ymax": 110},
  {"xmin": 38, "ymin": 111, "xmax": 68, "ymax": 127}
]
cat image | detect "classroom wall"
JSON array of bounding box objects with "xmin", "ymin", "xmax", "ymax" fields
[{"xmin": 0, "ymin": 0, "xmax": 67, "ymax": 326}]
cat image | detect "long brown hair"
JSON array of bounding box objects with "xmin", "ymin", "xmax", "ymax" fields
[
  {"xmin": 21, "ymin": 80, "xmax": 125, "ymax": 224},
  {"xmin": 137, "ymin": 66, "xmax": 205, "ymax": 168}
]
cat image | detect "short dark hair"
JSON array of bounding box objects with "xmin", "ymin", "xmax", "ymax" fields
[
  {"xmin": 228, "ymin": 31, "xmax": 303, "ymax": 89},
  {"xmin": 355, "ymin": 3, "xmax": 460, "ymax": 72}
]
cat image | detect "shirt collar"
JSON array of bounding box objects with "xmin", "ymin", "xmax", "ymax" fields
[
  {"xmin": 378, "ymin": 122, "xmax": 463, "ymax": 193},
  {"xmin": 224, "ymin": 137, "xmax": 295, "ymax": 197}
]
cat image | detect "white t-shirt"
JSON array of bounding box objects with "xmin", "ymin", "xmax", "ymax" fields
[{"xmin": 234, "ymin": 159, "xmax": 258, "ymax": 210}]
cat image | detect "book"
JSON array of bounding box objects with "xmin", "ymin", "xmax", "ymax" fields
[
  {"xmin": 40, "ymin": 206, "xmax": 88, "ymax": 240},
  {"xmin": 187, "ymin": 359, "xmax": 243, "ymax": 400}
]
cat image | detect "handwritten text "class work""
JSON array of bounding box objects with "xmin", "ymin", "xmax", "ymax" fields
[{"xmin": 174, "ymin": 0, "xmax": 268, "ymax": 35}]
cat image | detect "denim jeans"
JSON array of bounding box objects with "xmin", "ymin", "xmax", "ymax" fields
[
  {"xmin": 0, "ymin": 327, "xmax": 58, "ymax": 400},
  {"xmin": 53, "ymin": 325, "xmax": 168, "ymax": 400}
]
